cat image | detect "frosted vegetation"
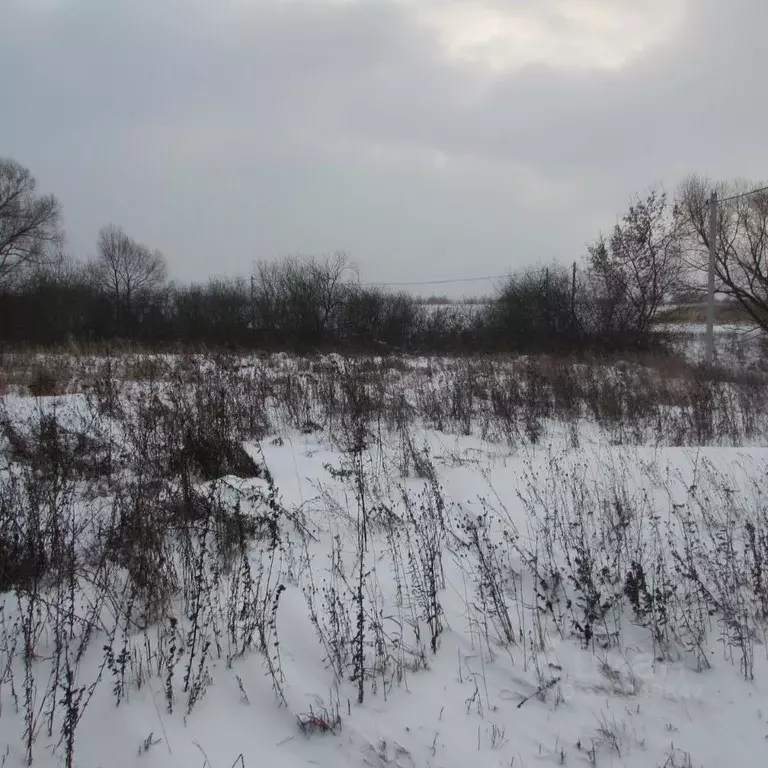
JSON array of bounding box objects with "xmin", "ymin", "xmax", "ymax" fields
[{"xmin": 2, "ymin": 348, "xmax": 768, "ymax": 767}]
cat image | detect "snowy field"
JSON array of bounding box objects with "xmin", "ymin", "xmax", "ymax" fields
[
  {"xmin": 665, "ymin": 323, "xmax": 768, "ymax": 370},
  {"xmin": 2, "ymin": 344, "xmax": 768, "ymax": 768}
]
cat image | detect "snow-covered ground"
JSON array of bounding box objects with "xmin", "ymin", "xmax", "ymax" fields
[
  {"xmin": 664, "ymin": 323, "xmax": 767, "ymax": 370},
  {"xmin": 2, "ymin": 353, "xmax": 768, "ymax": 768}
]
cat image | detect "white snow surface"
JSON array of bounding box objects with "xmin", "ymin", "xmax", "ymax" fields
[
  {"xmin": 664, "ymin": 323, "xmax": 767, "ymax": 370},
  {"xmin": 2, "ymin": 376, "xmax": 768, "ymax": 767}
]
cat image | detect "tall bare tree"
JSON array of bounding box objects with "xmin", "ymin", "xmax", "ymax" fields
[
  {"xmin": 94, "ymin": 224, "xmax": 167, "ymax": 334},
  {"xmin": 677, "ymin": 175, "xmax": 768, "ymax": 332},
  {"xmin": 588, "ymin": 188, "xmax": 683, "ymax": 337},
  {"xmin": 0, "ymin": 158, "xmax": 62, "ymax": 285},
  {"xmin": 308, "ymin": 251, "xmax": 357, "ymax": 337}
]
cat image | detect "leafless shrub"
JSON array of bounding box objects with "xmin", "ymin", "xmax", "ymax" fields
[
  {"xmin": 297, "ymin": 701, "xmax": 342, "ymax": 736},
  {"xmin": 457, "ymin": 508, "xmax": 518, "ymax": 647},
  {"xmin": 402, "ymin": 476, "xmax": 446, "ymax": 653}
]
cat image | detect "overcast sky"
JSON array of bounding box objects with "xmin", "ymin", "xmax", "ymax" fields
[{"xmin": 2, "ymin": 0, "xmax": 766, "ymax": 290}]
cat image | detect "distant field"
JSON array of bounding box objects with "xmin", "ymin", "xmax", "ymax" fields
[
  {"xmin": 657, "ymin": 301, "xmax": 758, "ymax": 324},
  {"xmin": 421, "ymin": 299, "xmax": 758, "ymax": 327}
]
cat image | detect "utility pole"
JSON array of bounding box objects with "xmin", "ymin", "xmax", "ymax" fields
[
  {"xmin": 705, "ymin": 192, "xmax": 717, "ymax": 366},
  {"xmin": 570, "ymin": 261, "xmax": 577, "ymax": 333},
  {"xmin": 250, "ymin": 274, "xmax": 256, "ymax": 339}
]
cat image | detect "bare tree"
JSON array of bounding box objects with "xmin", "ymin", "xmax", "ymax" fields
[
  {"xmin": 0, "ymin": 157, "xmax": 62, "ymax": 285},
  {"xmin": 588, "ymin": 188, "xmax": 683, "ymax": 337},
  {"xmin": 309, "ymin": 251, "xmax": 358, "ymax": 337},
  {"xmin": 94, "ymin": 224, "xmax": 167, "ymax": 334},
  {"xmin": 251, "ymin": 252, "xmax": 356, "ymax": 344},
  {"xmin": 677, "ymin": 175, "xmax": 768, "ymax": 332}
]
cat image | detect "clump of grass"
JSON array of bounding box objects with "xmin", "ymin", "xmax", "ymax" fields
[{"xmin": 297, "ymin": 702, "xmax": 342, "ymax": 736}]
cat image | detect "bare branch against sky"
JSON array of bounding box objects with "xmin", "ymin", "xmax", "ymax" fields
[{"xmin": 1, "ymin": 0, "xmax": 765, "ymax": 289}]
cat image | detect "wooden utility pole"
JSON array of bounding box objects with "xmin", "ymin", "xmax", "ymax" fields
[
  {"xmin": 570, "ymin": 261, "xmax": 577, "ymax": 331},
  {"xmin": 250, "ymin": 274, "xmax": 256, "ymax": 337},
  {"xmin": 705, "ymin": 192, "xmax": 717, "ymax": 366}
]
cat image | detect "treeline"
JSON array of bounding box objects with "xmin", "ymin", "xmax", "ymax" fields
[
  {"xmin": 3, "ymin": 154, "xmax": 768, "ymax": 353},
  {"xmin": 0, "ymin": 252, "xmax": 664, "ymax": 352}
]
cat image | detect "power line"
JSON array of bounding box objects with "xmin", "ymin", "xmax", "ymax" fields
[
  {"xmin": 361, "ymin": 183, "xmax": 768, "ymax": 291},
  {"xmin": 717, "ymin": 184, "xmax": 768, "ymax": 204},
  {"xmin": 362, "ymin": 273, "xmax": 509, "ymax": 288}
]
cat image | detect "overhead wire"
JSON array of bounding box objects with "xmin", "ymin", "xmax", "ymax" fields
[
  {"xmin": 717, "ymin": 184, "xmax": 768, "ymax": 204},
  {"xmin": 360, "ymin": 184, "xmax": 767, "ymax": 288}
]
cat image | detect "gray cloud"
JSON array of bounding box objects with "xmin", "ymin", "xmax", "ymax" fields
[{"xmin": 1, "ymin": 0, "xmax": 765, "ymax": 288}]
